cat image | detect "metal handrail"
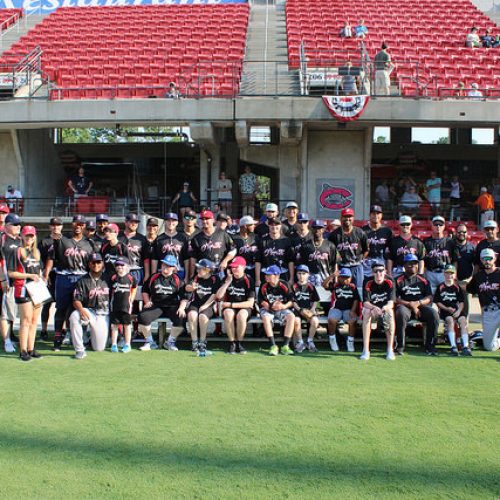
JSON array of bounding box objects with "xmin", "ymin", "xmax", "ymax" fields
[{"xmin": 0, "ymin": 10, "xmax": 22, "ymax": 48}]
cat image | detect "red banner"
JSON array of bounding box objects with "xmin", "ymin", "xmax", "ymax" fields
[{"xmin": 322, "ymin": 95, "xmax": 370, "ymax": 122}]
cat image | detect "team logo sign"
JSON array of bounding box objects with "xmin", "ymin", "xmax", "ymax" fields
[
  {"xmin": 322, "ymin": 95, "xmax": 370, "ymax": 122},
  {"xmin": 319, "ymin": 183, "xmax": 353, "ymax": 210}
]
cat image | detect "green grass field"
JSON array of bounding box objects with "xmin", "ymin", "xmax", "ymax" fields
[{"xmin": 1, "ymin": 342, "xmax": 498, "ymax": 499}]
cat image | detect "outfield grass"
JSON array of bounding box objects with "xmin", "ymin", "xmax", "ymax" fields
[{"xmin": 0, "ymin": 343, "xmax": 498, "ymax": 499}]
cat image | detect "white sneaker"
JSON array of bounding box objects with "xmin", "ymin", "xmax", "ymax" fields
[
  {"xmin": 4, "ymin": 338, "xmax": 15, "ymax": 353},
  {"xmin": 347, "ymin": 338, "xmax": 355, "ymax": 353},
  {"xmin": 360, "ymin": 351, "xmax": 370, "ymax": 361},
  {"xmin": 139, "ymin": 341, "xmax": 158, "ymax": 351},
  {"xmin": 329, "ymin": 336, "xmax": 339, "ymax": 352},
  {"xmin": 295, "ymin": 341, "xmax": 305, "ymax": 353},
  {"xmin": 62, "ymin": 332, "xmax": 71, "ymax": 345},
  {"xmin": 163, "ymin": 340, "xmax": 178, "ymax": 351},
  {"xmin": 386, "ymin": 351, "xmax": 396, "ymax": 361}
]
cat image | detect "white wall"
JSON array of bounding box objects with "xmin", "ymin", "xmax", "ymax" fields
[{"xmin": 0, "ymin": 130, "xmax": 23, "ymax": 195}]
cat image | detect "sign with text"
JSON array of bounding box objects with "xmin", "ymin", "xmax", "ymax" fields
[
  {"xmin": 307, "ymin": 67, "xmax": 341, "ymax": 88},
  {"xmin": 316, "ymin": 178, "xmax": 355, "ymax": 218}
]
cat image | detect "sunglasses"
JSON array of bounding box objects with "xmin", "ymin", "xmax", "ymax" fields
[
  {"xmin": 405, "ymin": 262, "xmax": 418, "ymax": 266},
  {"xmin": 184, "ymin": 216, "xmax": 196, "ymax": 220},
  {"xmin": 482, "ymin": 257, "xmax": 494, "ymax": 261},
  {"xmin": 457, "ymin": 231, "xmax": 467, "ymax": 234},
  {"xmin": 400, "ymin": 223, "xmax": 411, "ymax": 227},
  {"xmin": 485, "ymin": 228, "xmax": 495, "ymax": 231},
  {"xmin": 296, "ymin": 271, "xmax": 308, "ymax": 274},
  {"xmin": 433, "ymin": 223, "xmax": 444, "ymax": 227},
  {"xmin": 298, "ymin": 221, "xmax": 309, "ymax": 224},
  {"xmin": 373, "ymin": 269, "xmax": 385, "ymax": 273},
  {"xmin": 90, "ymin": 261, "xmax": 103, "ymax": 265}
]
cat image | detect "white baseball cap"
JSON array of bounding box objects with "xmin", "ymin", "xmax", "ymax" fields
[
  {"xmin": 331, "ymin": 219, "xmax": 341, "ymax": 226},
  {"xmin": 432, "ymin": 215, "xmax": 445, "ymax": 224},
  {"xmin": 480, "ymin": 248, "xmax": 496, "ymax": 260},
  {"xmin": 399, "ymin": 215, "xmax": 412, "ymax": 224},
  {"xmin": 285, "ymin": 201, "xmax": 299, "ymax": 209},
  {"xmin": 480, "ymin": 187, "xmax": 488, "ymax": 192},
  {"xmin": 239, "ymin": 215, "xmax": 258, "ymax": 226},
  {"xmin": 265, "ymin": 203, "xmax": 278, "ymax": 212},
  {"xmin": 483, "ymin": 220, "xmax": 498, "ymax": 229}
]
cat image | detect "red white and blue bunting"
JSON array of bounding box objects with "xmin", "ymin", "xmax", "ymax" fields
[{"xmin": 322, "ymin": 95, "xmax": 370, "ymax": 122}]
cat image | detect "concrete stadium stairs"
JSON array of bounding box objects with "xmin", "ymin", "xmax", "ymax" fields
[
  {"xmin": 0, "ymin": 14, "xmax": 44, "ymax": 56},
  {"xmin": 240, "ymin": 0, "xmax": 299, "ymax": 95}
]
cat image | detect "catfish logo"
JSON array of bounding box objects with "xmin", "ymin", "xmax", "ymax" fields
[{"xmin": 319, "ymin": 184, "xmax": 353, "ymax": 210}]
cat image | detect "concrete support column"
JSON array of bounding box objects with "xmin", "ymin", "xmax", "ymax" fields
[{"xmin": 0, "ymin": 130, "xmax": 23, "ymax": 196}]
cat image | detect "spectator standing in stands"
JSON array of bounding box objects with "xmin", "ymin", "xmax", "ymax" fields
[
  {"xmin": 217, "ymin": 171, "xmax": 232, "ymax": 215},
  {"xmin": 68, "ymin": 167, "xmax": 93, "ymax": 198},
  {"xmin": 449, "ymin": 175, "xmax": 464, "ymax": 221},
  {"xmin": 373, "ymin": 43, "xmax": 394, "ymax": 95},
  {"xmin": 239, "ymin": 165, "xmax": 258, "ymax": 217},
  {"xmin": 465, "ymin": 27, "xmax": 481, "ymax": 47},
  {"xmin": 467, "ymin": 83, "xmax": 483, "ymax": 100},
  {"xmin": 354, "ymin": 19, "xmax": 368, "ymax": 38},
  {"xmin": 425, "ymin": 171, "xmax": 442, "ymax": 213},
  {"xmin": 339, "ymin": 21, "xmax": 352, "ymax": 38},
  {"xmin": 467, "ymin": 248, "xmax": 500, "ymax": 351},
  {"xmin": 473, "ymin": 186, "xmax": 495, "ymax": 228},
  {"xmin": 5, "ymin": 185, "xmax": 22, "ymax": 212},
  {"xmin": 342, "ymin": 61, "xmax": 358, "ymax": 95},
  {"xmin": 171, "ymin": 182, "xmax": 197, "ymax": 219}
]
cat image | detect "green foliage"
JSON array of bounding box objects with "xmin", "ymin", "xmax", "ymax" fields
[{"xmin": 60, "ymin": 127, "xmax": 184, "ymax": 143}]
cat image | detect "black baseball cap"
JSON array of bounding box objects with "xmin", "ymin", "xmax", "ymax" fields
[
  {"xmin": 85, "ymin": 220, "xmax": 96, "ymax": 230},
  {"xmin": 125, "ymin": 213, "xmax": 139, "ymax": 222},
  {"xmin": 147, "ymin": 217, "xmax": 159, "ymax": 226},
  {"xmin": 370, "ymin": 205, "xmax": 383, "ymax": 213},
  {"xmin": 73, "ymin": 214, "xmax": 86, "ymax": 223},
  {"xmin": 49, "ymin": 217, "xmax": 63, "ymax": 225},
  {"xmin": 89, "ymin": 252, "xmax": 103, "ymax": 262}
]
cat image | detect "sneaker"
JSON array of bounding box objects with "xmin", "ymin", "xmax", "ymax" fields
[
  {"xmin": 307, "ymin": 341, "xmax": 318, "ymax": 353},
  {"xmin": 111, "ymin": 344, "xmax": 119, "ymax": 353},
  {"xmin": 165, "ymin": 340, "xmax": 179, "ymax": 352},
  {"xmin": 191, "ymin": 342, "xmax": 199, "ymax": 353},
  {"xmin": 386, "ymin": 351, "xmax": 396, "ymax": 361},
  {"xmin": 19, "ymin": 350, "xmax": 31, "ymax": 362},
  {"xmin": 121, "ymin": 345, "xmax": 131, "ymax": 354},
  {"xmin": 117, "ymin": 338, "xmax": 125, "ymax": 349},
  {"xmin": 347, "ymin": 338, "xmax": 355, "ymax": 353},
  {"xmin": 450, "ymin": 347, "xmax": 459, "ymax": 357},
  {"xmin": 4, "ymin": 338, "xmax": 16, "ymax": 353},
  {"xmin": 426, "ymin": 347, "xmax": 439, "ymax": 356},
  {"xmin": 75, "ymin": 350, "xmax": 87, "ymax": 360},
  {"xmin": 228, "ymin": 342, "xmax": 237, "ymax": 354},
  {"xmin": 139, "ymin": 341, "xmax": 158, "ymax": 351},
  {"xmin": 53, "ymin": 337, "xmax": 62, "ymax": 352},
  {"xmin": 461, "ymin": 347, "xmax": 472, "ymax": 357},
  {"xmin": 281, "ymin": 345, "xmax": 294, "ymax": 355},
  {"xmin": 40, "ymin": 330, "xmax": 48, "ymax": 341},
  {"xmin": 198, "ymin": 342, "xmax": 207, "ymax": 355},
  {"xmin": 295, "ymin": 341, "xmax": 305, "ymax": 353},
  {"xmin": 28, "ymin": 350, "xmax": 43, "ymax": 359},
  {"xmin": 62, "ymin": 332, "xmax": 71, "ymax": 345},
  {"xmin": 396, "ymin": 347, "xmax": 405, "ymax": 356},
  {"xmin": 237, "ymin": 343, "xmax": 247, "ymax": 355},
  {"xmin": 329, "ymin": 336, "xmax": 339, "ymax": 352},
  {"xmin": 269, "ymin": 344, "xmax": 279, "ymax": 356},
  {"xmin": 359, "ymin": 351, "xmax": 370, "ymax": 361}
]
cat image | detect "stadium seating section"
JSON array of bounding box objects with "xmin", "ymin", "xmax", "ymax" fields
[
  {"xmin": 286, "ymin": 0, "xmax": 499, "ymax": 96},
  {"xmin": 0, "ymin": 8, "xmax": 22, "ymax": 32},
  {"xmin": 0, "ymin": 4, "xmax": 249, "ymax": 99}
]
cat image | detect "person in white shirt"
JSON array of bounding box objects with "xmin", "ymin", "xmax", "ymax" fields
[
  {"xmin": 467, "ymin": 83, "xmax": 483, "ymax": 100},
  {"xmin": 5, "ymin": 186, "xmax": 22, "ymax": 212}
]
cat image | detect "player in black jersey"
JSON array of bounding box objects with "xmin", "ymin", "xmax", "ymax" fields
[
  {"xmin": 232, "ymin": 215, "xmax": 259, "ymax": 280},
  {"xmin": 119, "ymin": 212, "xmax": 149, "ymax": 285},
  {"xmin": 93, "ymin": 213, "xmax": 109, "ymax": 252},
  {"xmin": 290, "ymin": 213, "xmax": 314, "ymax": 257},
  {"xmin": 179, "ymin": 258, "xmax": 220, "ymax": 355},
  {"xmin": 474, "ymin": 220, "xmax": 500, "ymax": 271},
  {"xmin": 434, "ymin": 265, "xmax": 471, "ymax": 356},
  {"xmin": 178, "ymin": 209, "xmax": 200, "ymax": 280},
  {"xmin": 109, "ymin": 259, "xmax": 137, "ymax": 354},
  {"xmin": 362, "ymin": 205, "xmax": 392, "ymax": 278},
  {"xmin": 45, "ymin": 214, "xmax": 94, "ymax": 351},
  {"xmin": 215, "ymin": 256, "xmax": 255, "ymax": 354},
  {"xmin": 143, "ymin": 217, "xmax": 159, "ymax": 281},
  {"xmin": 101, "ymin": 223, "xmax": 129, "ymax": 277},
  {"xmin": 291, "ymin": 265, "xmax": 320, "ymax": 353},
  {"xmin": 360, "ymin": 263, "xmax": 396, "ymax": 361}
]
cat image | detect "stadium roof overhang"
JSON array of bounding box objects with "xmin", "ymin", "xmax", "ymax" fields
[{"xmin": 0, "ymin": 97, "xmax": 498, "ymax": 129}]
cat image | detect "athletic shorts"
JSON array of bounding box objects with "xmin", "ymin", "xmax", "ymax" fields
[
  {"xmin": 1, "ymin": 287, "xmax": 17, "ymax": 322},
  {"xmin": 439, "ymin": 311, "xmax": 466, "ymax": 322},
  {"xmin": 15, "ymin": 297, "xmax": 32, "ymax": 305},
  {"xmin": 223, "ymin": 307, "xmax": 253, "ymax": 318},
  {"xmin": 187, "ymin": 305, "xmax": 215, "ymax": 319},
  {"xmin": 138, "ymin": 305, "xmax": 180, "ymax": 326},
  {"xmin": 260, "ymin": 308, "xmax": 293, "ymax": 325},
  {"xmin": 110, "ymin": 311, "xmax": 133, "ymax": 325},
  {"xmin": 328, "ymin": 308, "xmax": 353, "ymax": 322}
]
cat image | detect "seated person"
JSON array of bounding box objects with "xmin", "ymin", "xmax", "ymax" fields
[
  {"xmin": 395, "ymin": 254, "xmax": 439, "ymax": 355},
  {"xmin": 360, "ymin": 263, "xmax": 396, "ymax": 361},
  {"xmin": 324, "ymin": 268, "xmax": 360, "ymax": 353},
  {"xmin": 342, "ymin": 61, "xmax": 358, "ymax": 95},
  {"xmin": 354, "ymin": 19, "xmax": 368, "ymax": 38},
  {"xmin": 138, "ymin": 255, "xmax": 184, "ymax": 351},
  {"xmin": 339, "ymin": 21, "xmax": 352, "ymax": 38},
  {"xmin": 434, "ymin": 265, "xmax": 472, "ymax": 356},
  {"xmin": 216, "ymin": 256, "xmax": 255, "ymax": 355},
  {"xmin": 291, "ymin": 265, "xmax": 321, "ymax": 353},
  {"xmin": 399, "ymin": 186, "xmax": 422, "ymax": 215},
  {"xmin": 180, "ymin": 259, "xmax": 220, "ymax": 355},
  {"xmin": 481, "ymin": 29, "xmax": 494, "ymax": 48},
  {"xmin": 258, "ymin": 265, "xmax": 295, "ymax": 356},
  {"xmin": 467, "ymin": 83, "xmax": 483, "ymax": 99},
  {"xmin": 465, "ymin": 27, "xmax": 481, "ymax": 47},
  {"xmin": 166, "ymin": 82, "xmax": 180, "ymax": 99}
]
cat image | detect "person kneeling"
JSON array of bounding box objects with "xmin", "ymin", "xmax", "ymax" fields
[
  {"xmin": 292, "ymin": 265, "xmax": 320, "ymax": 353},
  {"xmin": 258, "ymin": 265, "xmax": 295, "ymax": 356},
  {"xmin": 179, "ymin": 259, "xmax": 220, "ymax": 355},
  {"xmin": 216, "ymin": 256, "xmax": 255, "ymax": 355},
  {"xmin": 324, "ymin": 268, "xmax": 360, "ymax": 353},
  {"xmin": 435, "ymin": 265, "xmax": 471, "ymax": 356},
  {"xmin": 361, "ymin": 263, "xmax": 395, "ymax": 361}
]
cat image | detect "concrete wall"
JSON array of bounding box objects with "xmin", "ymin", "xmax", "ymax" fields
[{"xmin": 0, "ymin": 130, "xmax": 23, "ymax": 195}]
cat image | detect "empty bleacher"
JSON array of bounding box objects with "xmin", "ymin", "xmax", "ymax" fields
[
  {"xmin": 286, "ymin": 0, "xmax": 499, "ymax": 96},
  {"xmin": 0, "ymin": 4, "xmax": 249, "ymax": 99},
  {"xmin": 0, "ymin": 8, "xmax": 22, "ymax": 32}
]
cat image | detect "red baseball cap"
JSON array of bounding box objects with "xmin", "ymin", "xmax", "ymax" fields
[
  {"xmin": 105, "ymin": 223, "xmax": 120, "ymax": 233},
  {"xmin": 229, "ymin": 256, "xmax": 247, "ymax": 268},
  {"xmin": 21, "ymin": 225, "xmax": 37, "ymax": 236},
  {"xmin": 341, "ymin": 208, "xmax": 355, "ymax": 217},
  {"xmin": 0, "ymin": 204, "xmax": 10, "ymax": 214},
  {"xmin": 200, "ymin": 210, "xmax": 214, "ymax": 220}
]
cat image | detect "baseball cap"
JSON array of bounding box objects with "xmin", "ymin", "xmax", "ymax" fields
[
  {"xmin": 184, "ymin": 209, "xmax": 197, "ymax": 219},
  {"xmin": 432, "ymin": 215, "xmax": 445, "ymax": 224},
  {"xmin": 239, "ymin": 215, "xmax": 258, "ymax": 226},
  {"xmin": 371, "ymin": 261, "xmax": 386, "ymax": 269},
  {"xmin": 85, "ymin": 220, "xmax": 96, "ymax": 230},
  {"xmin": 125, "ymin": 212, "xmax": 139, "ymax": 222},
  {"xmin": 0, "ymin": 203, "xmax": 10, "ymax": 214},
  {"xmin": 263, "ymin": 265, "xmax": 282, "ymax": 275},
  {"xmin": 89, "ymin": 252, "xmax": 103, "ymax": 262},
  {"xmin": 471, "ymin": 82, "xmax": 479, "ymax": 89},
  {"xmin": 331, "ymin": 219, "xmax": 341, "ymax": 226},
  {"xmin": 444, "ymin": 264, "xmax": 456, "ymax": 273},
  {"xmin": 161, "ymin": 255, "xmax": 178, "ymax": 268},
  {"xmin": 49, "ymin": 217, "xmax": 62, "ymax": 226},
  {"xmin": 311, "ymin": 219, "xmax": 325, "ymax": 228},
  {"xmin": 265, "ymin": 203, "xmax": 278, "ymax": 212},
  {"xmin": 217, "ymin": 213, "xmax": 230, "ymax": 222},
  {"xmin": 5, "ymin": 214, "xmax": 21, "ymax": 225},
  {"xmin": 267, "ymin": 217, "xmax": 282, "ymax": 225},
  {"xmin": 480, "ymin": 248, "xmax": 496, "ymax": 260},
  {"xmin": 164, "ymin": 212, "xmax": 178, "ymax": 221},
  {"xmin": 341, "ymin": 208, "xmax": 355, "ymax": 217},
  {"xmin": 147, "ymin": 217, "xmax": 159, "ymax": 226},
  {"xmin": 21, "ymin": 225, "xmax": 36, "ymax": 236},
  {"xmin": 285, "ymin": 201, "xmax": 299, "ymax": 209},
  {"xmin": 200, "ymin": 210, "xmax": 214, "ymax": 220},
  {"xmin": 483, "ymin": 220, "xmax": 497, "ymax": 229},
  {"xmin": 195, "ymin": 258, "xmax": 216, "ymax": 270},
  {"xmin": 296, "ymin": 264, "xmax": 310, "ymax": 273},
  {"xmin": 7, "ymin": 185, "xmax": 13, "ymax": 191},
  {"xmin": 115, "ymin": 258, "xmax": 128, "ymax": 266},
  {"xmin": 339, "ymin": 268, "xmax": 352, "ymax": 277},
  {"xmin": 229, "ymin": 256, "xmax": 247, "ymax": 268},
  {"xmin": 404, "ymin": 253, "xmax": 419, "ymax": 262},
  {"xmin": 370, "ymin": 205, "xmax": 383, "ymax": 213},
  {"xmin": 399, "ymin": 215, "xmax": 412, "ymax": 224},
  {"xmin": 72, "ymin": 214, "xmax": 86, "ymax": 224},
  {"xmin": 105, "ymin": 223, "xmax": 120, "ymax": 234},
  {"xmin": 95, "ymin": 213, "xmax": 109, "ymax": 222},
  {"xmin": 298, "ymin": 212, "xmax": 309, "ymax": 222},
  {"xmin": 480, "ymin": 187, "xmax": 487, "ymax": 192}
]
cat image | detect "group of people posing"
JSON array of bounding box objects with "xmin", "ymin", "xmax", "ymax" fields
[{"xmin": 0, "ymin": 200, "xmax": 499, "ymax": 362}]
